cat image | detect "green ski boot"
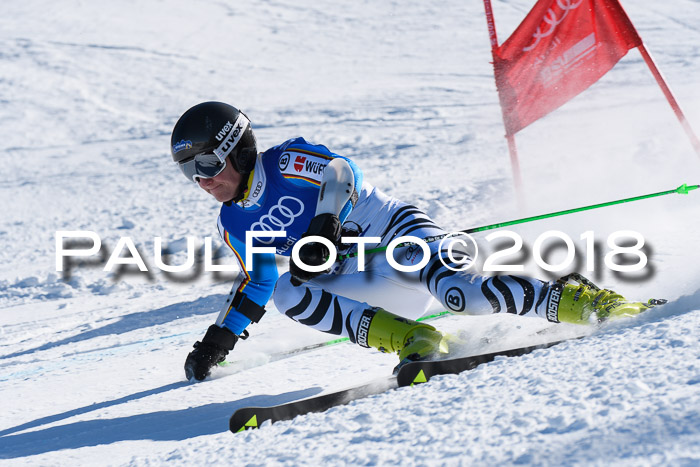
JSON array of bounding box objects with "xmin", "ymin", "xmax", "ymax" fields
[
  {"xmin": 358, "ymin": 307, "xmax": 450, "ymax": 372},
  {"xmin": 550, "ymin": 273, "xmax": 666, "ymax": 324}
]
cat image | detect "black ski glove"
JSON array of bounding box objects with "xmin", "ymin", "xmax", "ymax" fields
[
  {"xmin": 184, "ymin": 324, "xmax": 238, "ymax": 381},
  {"xmin": 289, "ymin": 213, "xmax": 342, "ymax": 286}
]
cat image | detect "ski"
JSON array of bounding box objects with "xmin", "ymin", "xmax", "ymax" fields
[
  {"xmin": 394, "ymin": 298, "xmax": 668, "ymax": 387},
  {"xmin": 395, "ymin": 338, "xmax": 570, "ymax": 387},
  {"xmin": 229, "ymin": 376, "xmax": 398, "ymax": 433},
  {"xmin": 395, "ymin": 298, "xmax": 669, "ymax": 387},
  {"xmin": 229, "ymin": 337, "xmax": 570, "ymax": 433}
]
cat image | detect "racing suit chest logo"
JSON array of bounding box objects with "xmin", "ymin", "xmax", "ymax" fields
[{"xmin": 249, "ymin": 196, "xmax": 305, "ymax": 244}]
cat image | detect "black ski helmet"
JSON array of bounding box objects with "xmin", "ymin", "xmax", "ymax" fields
[{"xmin": 170, "ymin": 101, "xmax": 257, "ymax": 178}]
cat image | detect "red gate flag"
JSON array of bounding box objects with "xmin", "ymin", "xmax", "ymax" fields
[{"xmin": 494, "ymin": 0, "xmax": 642, "ymax": 134}]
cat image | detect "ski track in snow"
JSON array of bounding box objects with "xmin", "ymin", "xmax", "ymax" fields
[{"xmin": 1, "ymin": 0, "xmax": 700, "ymax": 465}]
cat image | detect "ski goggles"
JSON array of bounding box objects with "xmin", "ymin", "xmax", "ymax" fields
[{"xmin": 178, "ymin": 153, "xmax": 227, "ymax": 182}]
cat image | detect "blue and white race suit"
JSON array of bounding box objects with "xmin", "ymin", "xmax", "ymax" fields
[{"xmin": 215, "ymin": 137, "xmax": 552, "ymax": 342}]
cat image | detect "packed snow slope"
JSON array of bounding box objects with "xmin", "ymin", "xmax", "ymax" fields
[{"xmin": 1, "ymin": 0, "xmax": 700, "ymax": 465}]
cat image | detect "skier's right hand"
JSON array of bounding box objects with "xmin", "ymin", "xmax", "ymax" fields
[
  {"xmin": 289, "ymin": 213, "xmax": 341, "ymax": 286},
  {"xmin": 184, "ymin": 324, "xmax": 238, "ymax": 381}
]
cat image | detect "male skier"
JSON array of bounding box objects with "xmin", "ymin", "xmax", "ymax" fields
[{"xmin": 170, "ymin": 102, "xmax": 653, "ymax": 381}]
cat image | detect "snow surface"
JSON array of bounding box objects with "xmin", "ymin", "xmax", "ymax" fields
[{"xmin": 1, "ymin": 0, "xmax": 700, "ymax": 465}]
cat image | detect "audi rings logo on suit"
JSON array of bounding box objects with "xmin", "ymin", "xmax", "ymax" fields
[{"xmin": 250, "ymin": 196, "xmax": 305, "ymax": 244}]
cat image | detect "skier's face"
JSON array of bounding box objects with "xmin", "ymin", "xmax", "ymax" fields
[{"xmin": 197, "ymin": 159, "xmax": 242, "ymax": 202}]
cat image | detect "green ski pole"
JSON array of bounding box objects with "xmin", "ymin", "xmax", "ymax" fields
[{"xmin": 337, "ymin": 183, "xmax": 699, "ymax": 261}]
